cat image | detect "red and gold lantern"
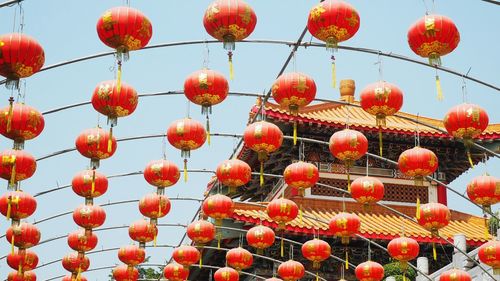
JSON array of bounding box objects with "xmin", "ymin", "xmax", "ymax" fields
[
  {"xmin": 0, "ymin": 149, "xmax": 36, "ymax": 189},
  {"xmin": 6, "ymin": 223, "xmax": 40, "ymax": 250},
  {"xmin": 329, "ymin": 212, "xmax": 360, "ymax": 244},
  {"xmin": 7, "ymin": 271, "xmax": 36, "ymax": 281},
  {"xmin": 91, "ymin": 80, "xmax": 138, "ymax": 127},
  {"xmin": 118, "ymin": 245, "xmax": 145, "ymax": 266},
  {"xmin": 73, "ymin": 204, "xmax": 106, "ymax": 230},
  {"xmin": 167, "ymin": 118, "xmax": 207, "ymax": 181},
  {"xmin": 7, "ymin": 249, "xmax": 38, "ymax": 272},
  {"xmin": 0, "ymin": 33, "xmax": 45, "ymax": 89},
  {"xmin": 417, "ymin": 202, "xmax": 450, "ymax": 260},
  {"xmin": 203, "ymin": 0, "xmax": 257, "ymax": 79},
  {"xmin": 278, "ymin": 260, "xmax": 305, "ymax": 281},
  {"xmin": 202, "ymin": 194, "xmax": 234, "ymax": 225},
  {"xmin": 67, "ymin": 229, "xmax": 98, "ymax": 254},
  {"xmin": 139, "ymin": 193, "xmax": 171, "ymax": 221},
  {"xmin": 163, "ymin": 263, "xmax": 190, "ymax": 281},
  {"xmin": 265, "ymin": 279, "xmax": 283, "ymax": 281},
  {"xmin": 112, "ymin": 264, "xmax": 139, "ymax": 281},
  {"xmin": 266, "ymin": 198, "xmax": 299, "ymax": 230},
  {"xmin": 307, "ymin": 0, "xmax": 360, "ymax": 87},
  {"xmin": 478, "ymin": 240, "xmax": 500, "ymax": 274},
  {"xmin": 444, "ymin": 103, "xmax": 489, "ymax": 167},
  {"xmin": 172, "ymin": 245, "xmax": 201, "ymax": 268},
  {"xmin": 329, "ymin": 129, "xmax": 368, "ymax": 191},
  {"xmin": 0, "ymin": 191, "xmax": 36, "ymax": 220},
  {"xmin": 226, "ymin": 247, "xmax": 253, "ymax": 271},
  {"xmin": 187, "ymin": 219, "xmax": 216, "ymax": 245},
  {"xmin": 0, "ymin": 103, "xmax": 44, "ymax": 149},
  {"xmin": 246, "ymin": 225, "xmax": 275, "ymax": 253},
  {"xmin": 143, "ymin": 159, "xmax": 180, "ymax": 189},
  {"xmin": 62, "ymin": 252, "xmax": 90, "ymax": 274},
  {"xmin": 271, "ymin": 72, "xmax": 316, "ymax": 144},
  {"xmin": 216, "ymin": 159, "xmax": 251, "ymax": 193},
  {"xmin": 360, "ymin": 81, "xmax": 404, "ymax": 156},
  {"xmin": 71, "ymin": 170, "xmax": 108, "ymax": 199},
  {"xmin": 398, "ymin": 146, "xmax": 438, "ymax": 186},
  {"xmin": 439, "ymin": 268, "xmax": 471, "ymax": 281},
  {"xmin": 467, "ymin": 174, "xmax": 500, "ymax": 213},
  {"xmin": 387, "ymin": 237, "xmax": 420, "ymax": 276},
  {"xmin": 214, "ymin": 266, "xmax": 240, "ymax": 281},
  {"xmin": 75, "ymin": 127, "xmax": 117, "ymax": 169},
  {"xmin": 355, "ymin": 261, "xmax": 384, "ymax": 281},
  {"xmin": 243, "ymin": 121, "xmax": 283, "ymax": 186},
  {"xmin": 350, "ymin": 176, "xmax": 384, "ymax": 206},
  {"xmin": 62, "ymin": 275, "xmax": 87, "ymax": 281},
  {"xmin": 301, "ymin": 238, "xmax": 331, "ymax": 270},
  {"xmin": 283, "ymin": 161, "xmax": 319, "ymax": 197},
  {"xmin": 129, "ymin": 219, "xmax": 158, "ymax": 246}
]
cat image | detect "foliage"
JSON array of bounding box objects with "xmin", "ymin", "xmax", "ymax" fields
[
  {"xmin": 383, "ymin": 261, "xmax": 417, "ymax": 281},
  {"xmin": 488, "ymin": 210, "xmax": 499, "ymax": 237}
]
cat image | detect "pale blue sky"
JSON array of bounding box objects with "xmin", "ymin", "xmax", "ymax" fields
[{"xmin": 0, "ymin": 0, "xmax": 498, "ymax": 280}]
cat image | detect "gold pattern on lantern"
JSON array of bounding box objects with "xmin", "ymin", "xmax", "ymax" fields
[
  {"xmin": 309, "ymin": 5, "xmax": 325, "ymax": 21},
  {"xmin": 240, "ymin": 6, "xmax": 252, "ymax": 25},
  {"xmin": 102, "ymin": 12, "xmax": 115, "ymax": 30},
  {"xmin": 213, "ymin": 25, "xmax": 248, "ymax": 41},
  {"xmin": 346, "ymin": 11, "xmax": 359, "ymax": 27},
  {"xmin": 205, "ymin": 4, "xmax": 220, "ymax": 22},
  {"xmin": 417, "ymin": 41, "xmax": 450, "ymax": 57},
  {"xmin": 316, "ymin": 26, "xmax": 349, "ymax": 42},
  {"xmin": 293, "ymin": 76, "xmax": 309, "ymax": 93}
]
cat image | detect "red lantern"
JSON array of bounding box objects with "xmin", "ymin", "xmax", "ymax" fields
[
  {"xmin": 398, "ymin": 146, "xmax": 438, "ymax": 186},
  {"xmin": 0, "ymin": 103, "xmax": 44, "ymax": 149},
  {"xmin": 407, "ymin": 14, "xmax": 459, "ymax": 66},
  {"xmin": 143, "ymin": 159, "xmax": 180, "ymax": 189},
  {"xmin": 355, "ymin": 261, "xmax": 384, "ymax": 281},
  {"xmin": 62, "ymin": 252, "xmax": 90, "ymax": 274},
  {"xmin": 467, "ymin": 174, "xmax": 500, "ymax": 213},
  {"xmin": 278, "ymin": 260, "xmax": 305, "ymax": 281},
  {"xmin": 439, "ymin": 269, "xmax": 471, "ymax": 281},
  {"xmin": 203, "ymin": 0, "xmax": 257, "ymax": 79},
  {"xmin": 243, "ymin": 121, "xmax": 283, "ymax": 186},
  {"xmin": 246, "ymin": 225, "xmax": 275, "ymax": 253},
  {"xmin": 0, "ymin": 191, "xmax": 36, "ymax": 220},
  {"xmin": 67, "ymin": 229, "xmax": 98, "ymax": 254},
  {"xmin": 118, "ymin": 245, "xmax": 145, "ymax": 266},
  {"xmin": 167, "ymin": 118, "xmax": 207, "ymax": 181},
  {"xmin": 71, "ymin": 170, "xmax": 108, "ymax": 199},
  {"xmin": 172, "ymin": 245, "xmax": 201, "ymax": 268},
  {"xmin": 7, "ymin": 271, "xmax": 36, "ymax": 281},
  {"xmin": 266, "ymin": 198, "xmax": 299, "ymax": 229},
  {"xmin": 387, "ymin": 237, "xmax": 420, "ymax": 272},
  {"xmin": 6, "ymin": 223, "xmax": 40, "ymax": 249},
  {"xmin": 478, "ymin": 240, "xmax": 500, "ymax": 274},
  {"xmin": 216, "ymin": 159, "xmax": 251, "ymax": 192},
  {"xmin": 113, "ymin": 264, "xmax": 139, "ymax": 281},
  {"xmin": 0, "ymin": 149, "xmax": 36, "ymax": 189},
  {"xmin": 184, "ymin": 68, "xmax": 229, "ymax": 115},
  {"xmin": 329, "ymin": 129, "xmax": 368, "ymax": 191},
  {"xmin": 214, "ymin": 267, "xmax": 240, "ymax": 281},
  {"xmin": 226, "ymin": 247, "xmax": 253, "ymax": 271},
  {"xmin": 62, "ymin": 275, "xmax": 87, "ymax": 281},
  {"xmin": 0, "ymin": 33, "xmax": 45, "ymax": 89},
  {"xmin": 202, "ymin": 194, "xmax": 234, "ymax": 225},
  {"xmin": 75, "ymin": 127, "xmax": 117, "ymax": 168},
  {"xmin": 350, "ymin": 176, "xmax": 385, "ymax": 206},
  {"xmin": 329, "ymin": 212, "xmax": 360, "ymax": 244},
  {"xmin": 73, "ymin": 204, "xmax": 106, "ymax": 229},
  {"xmin": 301, "ymin": 238, "xmax": 331, "ymax": 269},
  {"xmin": 139, "ymin": 193, "xmax": 171, "ymax": 221},
  {"xmin": 284, "ymin": 161, "xmax": 319, "ymax": 197},
  {"xmin": 129, "ymin": 219, "xmax": 158, "ymax": 246},
  {"xmin": 7, "ymin": 249, "xmax": 38, "ymax": 272},
  {"xmin": 417, "ymin": 202, "xmax": 450, "ymax": 260},
  {"xmin": 96, "ymin": 7, "xmax": 152, "ymax": 56},
  {"xmin": 444, "ymin": 103, "xmax": 489, "ymax": 167},
  {"xmin": 265, "ymin": 279, "xmax": 283, "ymax": 281},
  {"xmin": 163, "ymin": 263, "xmax": 190, "ymax": 281},
  {"xmin": 91, "ymin": 80, "xmax": 138, "ymax": 126},
  {"xmin": 187, "ymin": 219, "xmax": 216, "ymax": 245}
]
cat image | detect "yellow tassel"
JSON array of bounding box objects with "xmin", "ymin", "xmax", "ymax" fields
[
  {"xmin": 260, "ymin": 161, "xmax": 264, "ymax": 186},
  {"xmin": 432, "ymin": 243, "xmax": 437, "ymax": 260},
  {"xmin": 484, "ymin": 217, "xmax": 489, "ymax": 239},
  {"xmin": 206, "ymin": 117, "xmax": 211, "ymax": 146},
  {"xmin": 403, "ymin": 272, "xmax": 406, "ymax": 281},
  {"xmin": 199, "ymin": 253, "xmax": 203, "ymax": 268},
  {"xmin": 153, "ymin": 234, "xmax": 157, "ymax": 247},
  {"xmin": 183, "ymin": 159, "xmax": 188, "ymax": 182},
  {"xmin": 6, "ymin": 195, "xmax": 19, "ymax": 221},
  {"xmin": 91, "ymin": 170, "xmax": 96, "ymax": 195},
  {"xmin": 435, "ymin": 75, "xmax": 443, "ymax": 101},
  {"xmin": 117, "ymin": 62, "xmax": 122, "ymax": 94},
  {"xmin": 11, "ymin": 235, "xmax": 14, "ymax": 254},
  {"xmin": 228, "ymin": 52, "xmax": 234, "ymax": 80},
  {"xmin": 280, "ymin": 237, "xmax": 284, "ymax": 258},
  {"xmin": 77, "ymin": 267, "xmax": 81, "ymax": 281},
  {"xmin": 293, "ymin": 122, "xmax": 297, "ymax": 146},
  {"xmin": 378, "ymin": 128, "xmax": 383, "ymax": 157},
  {"xmin": 107, "ymin": 126, "xmax": 113, "ymax": 153},
  {"xmin": 10, "ymin": 162, "xmax": 16, "ymax": 187},
  {"xmin": 18, "ymin": 264, "xmax": 22, "ymax": 274},
  {"xmin": 6, "ymin": 99, "xmax": 13, "ymax": 133},
  {"xmin": 467, "ymin": 150, "xmax": 474, "ymax": 169},
  {"xmin": 416, "ymin": 197, "xmax": 420, "ymax": 219},
  {"xmin": 217, "ymin": 232, "xmax": 221, "ymax": 249},
  {"xmin": 345, "ymin": 250, "xmax": 349, "ymax": 269},
  {"xmin": 6, "ymin": 200, "xmax": 11, "ymax": 220},
  {"xmin": 347, "ymin": 171, "xmax": 351, "ymax": 193},
  {"xmin": 316, "ymin": 272, "xmax": 319, "ymax": 281},
  {"xmin": 331, "ymin": 60, "xmax": 337, "ymax": 88}
]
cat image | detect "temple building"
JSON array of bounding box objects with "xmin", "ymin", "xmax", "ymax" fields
[{"xmin": 190, "ymin": 86, "xmax": 500, "ymax": 280}]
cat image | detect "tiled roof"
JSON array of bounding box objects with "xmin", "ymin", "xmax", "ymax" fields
[
  {"xmin": 232, "ymin": 198, "xmax": 490, "ymax": 246},
  {"xmin": 258, "ymin": 102, "xmax": 500, "ymax": 139}
]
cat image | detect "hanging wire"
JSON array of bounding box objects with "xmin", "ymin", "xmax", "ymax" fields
[
  {"xmin": 203, "ymin": 41, "xmax": 211, "ymax": 69},
  {"xmin": 421, "ymin": 0, "xmax": 430, "ymax": 15},
  {"xmin": 292, "ymin": 50, "xmax": 297, "ymax": 72},
  {"xmin": 186, "ymin": 100, "xmax": 191, "ymax": 118},
  {"xmin": 289, "ymin": 244, "xmax": 294, "ymax": 260},
  {"xmin": 21, "ymin": 79, "xmax": 27, "ymax": 102},
  {"xmin": 415, "ymin": 113, "xmax": 420, "ymax": 147},
  {"xmin": 298, "ymin": 141, "xmax": 305, "ymax": 161},
  {"xmin": 11, "ymin": 3, "xmax": 17, "ymax": 33},
  {"xmin": 374, "ymin": 52, "xmax": 384, "ymax": 81},
  {"xmin": 461, "ymin": 67, "xmax": 472, "ymax": 103},
  {"xmin": 367, "ymin": 240, "xmax": 372, "ymax": 260},
  {"xmin": 17, "ymin": 1, "xmax": 24, "ymax": 34},
  {"xmin": 162, "ymin": 135, "xmax": 167, "ymax": 160},
  {"xmin": 365, "ymin": 155, "xmax": 369, "ymax": 176}
]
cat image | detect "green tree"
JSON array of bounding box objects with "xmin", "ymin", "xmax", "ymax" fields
[
  {"xmin": 488, "ymin": 210, "xmax": 499, "ymax": 237},
  {"xmin": 384, "ymin": 261, "xmax": 417, "ymax": 281}
]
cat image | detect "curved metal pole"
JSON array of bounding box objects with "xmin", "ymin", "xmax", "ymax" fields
[
  {"xmin": 0, "ymin": 0, "xmax": 22, "ymax": 8},
  {"xmin": 1, "ymin": 39, "xmax": 498, "ymax": 92}
]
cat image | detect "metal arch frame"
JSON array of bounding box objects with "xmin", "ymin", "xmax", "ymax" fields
[{"xmin": 0, "ymin": 0, "xmax": 23, "ymax": 8}]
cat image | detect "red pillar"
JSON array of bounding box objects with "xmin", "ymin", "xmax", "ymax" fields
[{"xmin": 437, "ymin": 184, "xmax": 447, "ymax": 205}]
